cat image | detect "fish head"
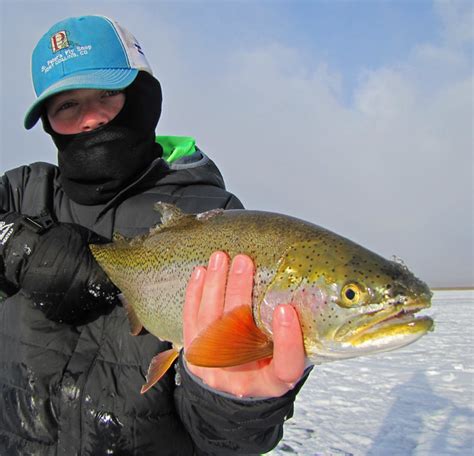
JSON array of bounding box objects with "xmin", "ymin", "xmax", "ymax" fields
[{"xmin": 258, "ymin": 233, "xmax": 433, "ymax": 364}]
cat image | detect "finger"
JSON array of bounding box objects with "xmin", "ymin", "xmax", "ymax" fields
[
  {"xmin": 198, "ymin": 251, "xmax": 229, "ymax": 328},
  {"xmin": 271, "ymin": 304, "xmax": 305, "ymax": 385},
  {"xmin": 183, "ymin": 266, "xmax": 206, "ymax": 347},
  {"xmin": 224, "ymin": 254, "xmax": 254, "ymax": 312}
]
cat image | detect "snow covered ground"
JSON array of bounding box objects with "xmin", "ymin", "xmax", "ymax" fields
[{"xmin": 271, "ymin": 290, "xmax": 474, "ymax": 455}]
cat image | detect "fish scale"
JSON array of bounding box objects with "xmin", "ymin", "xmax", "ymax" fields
[{"xmin": 90, "ymin": 202, "xmax": 433, "ymax": 393}]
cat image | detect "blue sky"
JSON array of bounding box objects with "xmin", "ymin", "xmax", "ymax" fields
[
  {"xmin": 0, "ymin": 0, "xmax": 473, "ymax": 287},
  {"xmin": 155, "ymin": 1, "xmax": 444, "ymax": 102}
]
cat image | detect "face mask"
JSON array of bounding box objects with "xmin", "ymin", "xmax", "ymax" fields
[
  {"xmin": 44, "ymin": 72, "xmax": 163, "ymax": 205},
  {"xmin": 56, "ymin": 125, "xmax": 161, "ymax": 204}
]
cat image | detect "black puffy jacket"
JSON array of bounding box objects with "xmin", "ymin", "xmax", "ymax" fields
[{"xmin": 0, "ymin": 138, "xmax": 305, "ymax": 456}]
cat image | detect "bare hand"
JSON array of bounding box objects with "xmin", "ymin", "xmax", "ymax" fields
[{"xmin": 183, "ymin": 251, "xmax": 305, "ymax": 397}]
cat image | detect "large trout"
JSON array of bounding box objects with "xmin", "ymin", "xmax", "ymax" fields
[{"xmin": 90, "ymin": 203, "xmax": 433, "ymax": 393}]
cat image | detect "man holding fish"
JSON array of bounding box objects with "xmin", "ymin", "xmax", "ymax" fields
[{"xmin": 0, "ymin": 15, "xmax": 307, "ymax": 455}]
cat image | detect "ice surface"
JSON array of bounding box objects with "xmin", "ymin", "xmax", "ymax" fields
[{"xmin": 270, "ymin": 290, "xmax": 474, "ymax": 455}]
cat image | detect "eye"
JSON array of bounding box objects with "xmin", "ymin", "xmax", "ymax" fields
[
  {"xmin": 340, "ymin": 283, "xmax": 363, "ymax": 307},
  {"xmin": 103, "ymin": 90, "xmax": 124, "ymax": 98},
  {"xmin": 56, "ymin": 101, "xmax": 77, "ymax": 112},
  {"xmin": 345, "ymin": 287, "xmax": 357, "ymax": 300}
]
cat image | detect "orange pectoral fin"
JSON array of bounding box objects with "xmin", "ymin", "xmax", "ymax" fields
[
  {"xmin": 141, "ymin": 348, "xmax": 179, "ymax": 394},
  {"xmin": 185, "ymin": 305, "xmax": 273, "ymax": 368}
]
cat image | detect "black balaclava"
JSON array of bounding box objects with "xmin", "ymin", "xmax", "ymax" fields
[{"xmin": 43, "ymin": 71, "xmax": 163, "ymax": 205}]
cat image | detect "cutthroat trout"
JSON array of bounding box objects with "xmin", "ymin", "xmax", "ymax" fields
[{"xmin": 90, "ymin": 203, "xmax": 433, "ymax": 393}]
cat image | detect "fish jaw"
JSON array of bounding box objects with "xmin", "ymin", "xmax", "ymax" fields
[
  {"xmin": 344, "ymin": 314, "xmax": 434, "ymax": 351},
  {"xmin": 335, "ymin": 296, "xmax": 434, "ymax": 346},
  {"xmin": 308, "ymin": 293, "xmax": 434, "ymax": 362}
]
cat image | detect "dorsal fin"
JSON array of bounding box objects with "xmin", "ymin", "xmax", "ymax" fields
[
  {"xmin": 152, "ymin": 202, "xmax": 225, "ymax": 235},
  {"xmin": 150, "ymin": 201, "xmax": 224, "ymax": 233},
  {"xmin": 152, "ymin": 202, "xmax": 190, "ymax": 231},
  {"xmin": 112, "ymin": 232, "xmax": 128, "ymax": 242},
  {"xmin": 196, "ymin": 208, "xmax": 224, "ymax": 221},
  {"xmin": 154, "ymin": 202, "xmax": 185, "ymax": 224}
]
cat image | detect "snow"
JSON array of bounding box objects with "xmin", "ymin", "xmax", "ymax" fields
[{"xmin": 271, "ymin": 290, "xmax": 474, "ymax": 455}]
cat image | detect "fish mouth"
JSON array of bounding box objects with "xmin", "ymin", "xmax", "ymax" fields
[{"xmin": 335, "ymin": 298, "xmax": 434, "ymax": 346}]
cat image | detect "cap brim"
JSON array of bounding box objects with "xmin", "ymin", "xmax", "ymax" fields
[{"xmin": 24, "ymin": 68, "xmax": 139, "ymax": 129}]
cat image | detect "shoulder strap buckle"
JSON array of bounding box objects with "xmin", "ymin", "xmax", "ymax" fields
[{"xmin": 21, "ymin": 212, "xmax": 55, "ymax": 234}]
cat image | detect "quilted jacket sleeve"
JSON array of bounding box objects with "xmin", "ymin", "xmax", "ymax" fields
[
  {"xmin": 0, "ymin": 172, "xmax": 14, "ymax": 214},
  {"xmin": 174, "ymin": 353, "xmax": 310, "ymax": 455},
  {"xmin": 0, "ymin": 172, "xmax": 18, "ymax": 298}
]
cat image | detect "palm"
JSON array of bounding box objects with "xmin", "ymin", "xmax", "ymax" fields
[{"xmin": 183, "ymin": 252, "xmax": 305, "ymax": 398}]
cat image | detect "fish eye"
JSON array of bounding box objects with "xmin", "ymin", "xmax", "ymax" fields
[
  {"xmin": 345, "ymin": 288, "xmax": 356, "ymax": 300},
  {"xmin": 340, "ymin": 283, "xmax": 363, "ymax": 307}
]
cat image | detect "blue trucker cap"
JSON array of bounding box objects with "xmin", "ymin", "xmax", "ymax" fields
[{"xmin": 24, "ymin": 15, "xmax": 153, "ymax": 129}]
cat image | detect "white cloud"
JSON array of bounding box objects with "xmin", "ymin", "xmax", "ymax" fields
[
  {"xmin": 434, "ymin": 0, "xmax": 474, "ymax": 46},
  {"xmin": 354, "ymin": 68, "xmax": 417, "ymax": 118}
]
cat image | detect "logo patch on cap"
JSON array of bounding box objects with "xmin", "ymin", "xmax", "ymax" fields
[{"xmin": 51, "ymin": 31, "xmax": 70, "ymax": 53}]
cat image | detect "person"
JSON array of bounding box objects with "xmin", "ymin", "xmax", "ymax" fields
[{"xmin": 0, "ymin": 15, "xmax": 308, "ymax": 455}]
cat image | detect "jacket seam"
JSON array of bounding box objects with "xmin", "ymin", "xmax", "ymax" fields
[
  {"xmin": 0, "ymin": 332, "xmax": 73, "ymax": 358},
  {"xmin": 0, "ymin": 428, "xmax": 55, "ymax": 447}
]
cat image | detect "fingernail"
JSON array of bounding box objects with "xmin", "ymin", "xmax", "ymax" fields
[
  {"xmin": 209, "ymin": 252, "xmax": 225, "ymax": 271},
  {"xmin": 232, "ymin": 255, "xmax": 251, "ymax": 274},
  {"xmin": 277, "ymin": 305, "xmax": 294, "ymax": 327},
  {"xmin": 192, "ymin": 267, "xmax": 204, "ymax": 281}
]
